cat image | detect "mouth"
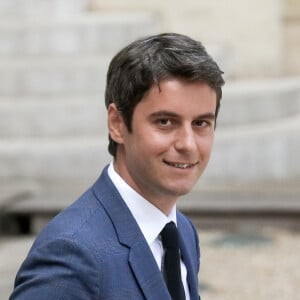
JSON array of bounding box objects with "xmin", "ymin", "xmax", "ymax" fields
[{"xmin": 163, "ymin": 160, "xmax": 199, "ymax": 169}]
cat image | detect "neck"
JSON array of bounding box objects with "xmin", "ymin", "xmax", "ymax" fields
[{"xmin": 112, "ymin": 159, "xmax": 178, "ymax": 216}]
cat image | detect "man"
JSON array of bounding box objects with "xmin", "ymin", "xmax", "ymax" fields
[{"xmin": 10, "ymin": 33, "xmax": 224, "ymax": 299}]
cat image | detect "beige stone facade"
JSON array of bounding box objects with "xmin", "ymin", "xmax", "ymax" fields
[
  {"xmin": 89, "ymin": 0, "xmax": 300, "ymax": 78},
  {"xmin": 283, "ymin": 0, "xmax": 300, "ymax": 75}
]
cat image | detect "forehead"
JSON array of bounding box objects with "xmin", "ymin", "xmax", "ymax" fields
[{"xmin": 135, "ymin": 78, "xmax": 217, "ymax": 115}]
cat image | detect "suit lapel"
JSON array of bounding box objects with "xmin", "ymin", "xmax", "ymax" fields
[
  {"xmin": 129, "ymin": 240, "xmax": 171, "ymax": 300},
  {"xmin": 177, "ymin": 216, "xmax": 200, "ymax": 299},
  {"xmin": 92, "ymin": 167, "xmax": 171, "ymax": 300}
]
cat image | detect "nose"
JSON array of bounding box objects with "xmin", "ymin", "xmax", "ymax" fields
[{"xmin": 174, "ymin": 124, "xmax": 197, "ymax": 153}]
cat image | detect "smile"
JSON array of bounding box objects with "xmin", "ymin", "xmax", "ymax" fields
[{"xmin": 163, "ymin": 160, "xmax": 199, "ymax": 169}]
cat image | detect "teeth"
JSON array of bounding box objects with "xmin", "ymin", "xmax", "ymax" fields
[
  {"xmin": 174, "ymin": 163, "xmax": 190, "ymax": 169},
  {"xmin": 165, "ymin": 161, "xmax": 195, "ymax": 169}
]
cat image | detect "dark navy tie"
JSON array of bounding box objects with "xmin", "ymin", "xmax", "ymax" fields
[{"xmin": 161, "ymin": 222, "xmax": 186, "ymax": 300}]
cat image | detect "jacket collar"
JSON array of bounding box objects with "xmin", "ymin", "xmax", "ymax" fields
[{"xmin": 92, "ymin": 166, "xmax": 172, "ymax": 299}]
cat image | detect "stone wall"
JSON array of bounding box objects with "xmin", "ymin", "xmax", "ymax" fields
[
  {"xmin": 283, "ymin": 0, "xmax": 300, "ymax": 75},
  {"xmin": 90, "ymin": 0, "xmax": 300, "ymax": 78}
]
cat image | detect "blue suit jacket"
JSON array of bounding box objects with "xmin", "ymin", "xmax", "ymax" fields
[{"xmin": 10, "ymin": 166, "xmax": 201, "ymax": 299}]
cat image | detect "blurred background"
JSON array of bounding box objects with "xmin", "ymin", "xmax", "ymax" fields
[{"xmin": 0, "ymin": 0, "xmax": 299, "ymax": 299}]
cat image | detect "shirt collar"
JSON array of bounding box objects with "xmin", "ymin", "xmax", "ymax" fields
[{"xmin": 107, "ymin": 162, "xmax": 177, "ymax": 246}]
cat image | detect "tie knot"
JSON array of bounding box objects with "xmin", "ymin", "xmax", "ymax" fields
[{"xmin": 160, "ymin": 221, "xmax": 179, "ymax": 249}]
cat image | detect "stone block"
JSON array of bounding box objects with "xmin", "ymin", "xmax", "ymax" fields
[
  {"xmin": 0, "ymin": 138, "xmax": 110, "ymax": 181},
  {"xmin": 0, "ymin": 13, "xmax": 158, "ymax": 56},
  {"xmin": 0, "ymin": 0, "xmax": 88, "ymax": 19},
  {"xmin": 283, "ymin": 22, "xmax": 300, "ymax": 75},
  {"xmin": 0, "ymin": 56, "xmax": 109, "ymax": 96},
  {"xmin": 0, "ymin": 98, "xmax": 107, "ymax": 137},
  {"xmin": 219, "ymin": 78, "xmax": 300, "ymax": 126},
  {"xmin": 203, "ymin": 114, "xmax": 300, "ymax": 183}
]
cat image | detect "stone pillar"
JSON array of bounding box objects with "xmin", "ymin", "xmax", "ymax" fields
[{"xmin": 283, "ymin": 0, "xmax": 300, "ymax": 75}]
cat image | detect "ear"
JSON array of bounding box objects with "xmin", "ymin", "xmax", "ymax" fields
[{"xmin": 107, "ymin": 103, "xmax": 126, "ymax": 144}]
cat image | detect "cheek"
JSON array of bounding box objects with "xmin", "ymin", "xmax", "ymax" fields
[
  {"xmin": 141, "ymin": 132, "xmax": 172, "ymax": 152},
  {"xmin": 126, "ymin": 135, "xmax": 161, "ymax": 160},
  {"xmin": 198, "ymin": 136, "xmax": 214, "ymax": 156}
]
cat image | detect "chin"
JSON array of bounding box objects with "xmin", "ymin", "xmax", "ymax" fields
[{"xmin": 169, "ymin": 186, "xmax": 194, "ymax": 197}]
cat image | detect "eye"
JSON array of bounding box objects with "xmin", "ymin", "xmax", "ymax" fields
[
  {"xmin": 157, "ymin": 118, "xmax": 172, "ymax": 127},
  {"xmin": 193, "ymin": 119, "xmax": 213, "ymax": 128}
]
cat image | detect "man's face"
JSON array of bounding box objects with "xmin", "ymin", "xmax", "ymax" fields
[{"xmin": 110, "ymin": 78, "xmax": 217, "ymax": 214}]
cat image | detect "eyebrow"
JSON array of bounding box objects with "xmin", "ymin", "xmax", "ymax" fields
[{"xmin": 149, "ymin": 110, "xmax": 216, "ymax": 120}]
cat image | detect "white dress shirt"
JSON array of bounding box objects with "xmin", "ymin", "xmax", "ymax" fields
[{"xmin": 108, "ymin": 163, "xmax": 190, "ymax": 300}]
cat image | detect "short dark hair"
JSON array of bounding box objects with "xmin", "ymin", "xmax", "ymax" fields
[{"xmin": 105, "ymin": 32, "xmax": 225, "ymax": 157}]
